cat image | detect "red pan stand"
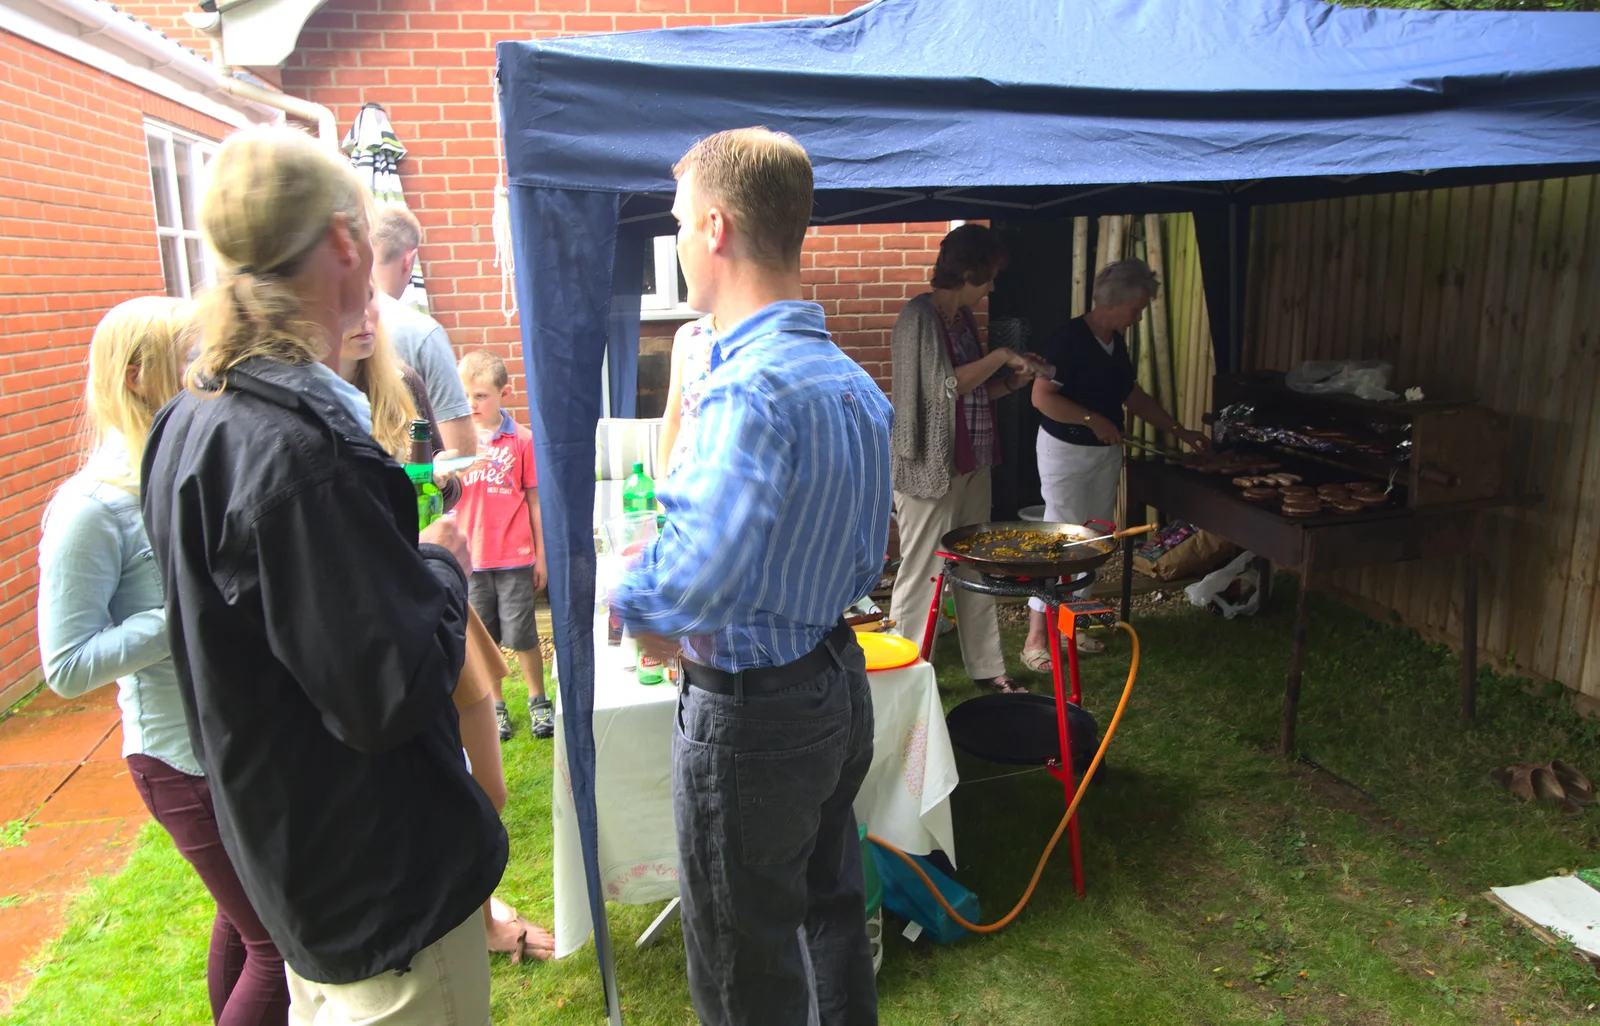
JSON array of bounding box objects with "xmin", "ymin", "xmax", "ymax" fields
[{"xmin": 919, "ymin": 557, "xmax": 1117, "ymax": 899}]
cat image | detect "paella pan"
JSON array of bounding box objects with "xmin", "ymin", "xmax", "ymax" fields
[{"xmin": 938, "ymin": 521, "xmax": 1141, "ymax": 579}]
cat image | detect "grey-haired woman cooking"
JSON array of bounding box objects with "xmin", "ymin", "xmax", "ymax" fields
[{"xmin": 1022, "ymin": 259, "xmax": 1209, "ymax": 666}]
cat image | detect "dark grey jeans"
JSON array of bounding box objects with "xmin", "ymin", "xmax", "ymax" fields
[{"xmin": 672, "ymin": 635, "xmax": 878, "ymax": 1026}]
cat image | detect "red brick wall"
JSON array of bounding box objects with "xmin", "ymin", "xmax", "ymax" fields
[
  {"xmin": 274, "ymin": 0, "xmax": 950, "ymax": 400},
  {"xmin": 121, "ymin": 5, "xmax": 213, "ymax": 58},
  {"xmin": 0, "ymin": 30, "xmax": 233, "ymax": 708}
]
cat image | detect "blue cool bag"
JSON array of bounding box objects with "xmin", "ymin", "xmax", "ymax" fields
[{"xmin": 870, "ymin": 844, "xmax": 980, "ymax": 945}]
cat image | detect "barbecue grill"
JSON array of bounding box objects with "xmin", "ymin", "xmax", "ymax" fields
[{"xmin": 1121, "ymin": 371, "xmax": 1516, "ymax": 754}]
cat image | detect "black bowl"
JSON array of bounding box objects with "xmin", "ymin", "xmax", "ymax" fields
[{"xmin": 946, "ymin": 693, "xmax": 1099, "ymax": 776}]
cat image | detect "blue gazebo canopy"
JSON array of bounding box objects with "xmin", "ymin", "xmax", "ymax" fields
[{"xmin": 494, "ymin": 0, "xmax": 1600, "ymax": 1017}]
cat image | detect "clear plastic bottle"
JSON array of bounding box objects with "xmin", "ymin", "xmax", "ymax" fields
[{"xmin": 619, "ymin": 628, "xmax": 638, "ymax": 672}]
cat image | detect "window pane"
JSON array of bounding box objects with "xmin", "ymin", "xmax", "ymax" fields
[
  {"xmin": 642, "ymin": 250, "xmax": 657, "ymax": 296},
  {"xmin": 158, "ymin": 235, "xmax": 182, "ymax": 296},
  {"xmin": 185, "ymin": 237, "xmax": 209, "ymax": 292},
  {"xmin": 677, "ymin": 262, "xmax": 688, "ymax": 306},
  {"xmin": 147, "ymin": 135, "xmax": 175, "ymax": 228},
  {"xmin": 175, "ymin": 140, "xmax": 198, "ymax": 232}
]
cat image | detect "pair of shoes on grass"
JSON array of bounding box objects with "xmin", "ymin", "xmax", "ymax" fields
[
  {"xmin": 1492, "ymin": 760, "xmax": 1595, "ymax": 814},
  {"xmin": 496, "ymin": 699, "xmax": 556, "ymax": 741}
]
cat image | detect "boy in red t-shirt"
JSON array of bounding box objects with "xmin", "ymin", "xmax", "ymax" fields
[{"xmin": 455, "ymin": 351, "xmax": 551, "ymax": 740}]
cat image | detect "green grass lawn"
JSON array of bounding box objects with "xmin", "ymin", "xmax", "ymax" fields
[{"xmin": 6, "ymin": 583, "xmax": 1600, "ymax": 1025}]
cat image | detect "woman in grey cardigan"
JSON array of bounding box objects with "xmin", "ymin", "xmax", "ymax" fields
[{"xmin": 889, "ymin": 225, "xmax": 1044, "ymax": 693}]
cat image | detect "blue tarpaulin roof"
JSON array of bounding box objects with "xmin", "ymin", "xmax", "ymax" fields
[
  {"xmin": 503, "ymin": 0, "xmax": 1600, "ymax": 226},
  {"xmin": 495, "ymin": 2, "xmax": 1600, "ymax": 1017}
]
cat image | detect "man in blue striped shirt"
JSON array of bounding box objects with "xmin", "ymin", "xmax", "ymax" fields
[{"xmin": 613, "ymin": 129, "xmax": 890, "ymax": 1025}]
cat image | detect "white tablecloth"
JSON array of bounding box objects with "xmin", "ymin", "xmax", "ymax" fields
[{"xmin": 550, "ymin": 630, "xmax": 959, "ymax": 958}]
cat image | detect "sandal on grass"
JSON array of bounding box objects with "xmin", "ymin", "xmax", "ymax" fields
[
  {"xmin": 1020, "ymin": 648, "xmax": 1052, "ymax": 672},
  {"xmin": 1075, "ymin": 633, "xmax": 1105, "ymax": 655},
  {"xmin": 1551, "ymin": 760, "xmax": 1595, "ymax": 806},
  {"xmin": 488, "ymin": 896, "xmax": 555, "ymax": 964},
  {"xmin": 977, "ymin": 675, "xmax": 1030, "ymax": 695},
  {"xmin": 1490, "ymin": 763, "xmax": 1536, "ymax": 801}
]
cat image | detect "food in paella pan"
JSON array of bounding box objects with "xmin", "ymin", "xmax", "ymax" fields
[{"xmin": 949, "ymin": 526, "xmax": 1108, "ymax": 563}]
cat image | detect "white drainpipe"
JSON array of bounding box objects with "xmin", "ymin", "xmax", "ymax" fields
[
  {"xmin": 214, "ymin": 71, "xmax": 338, "ymax": 148},
  {"xmin": 27, "ymin": 0, "xmax": 338, "ymax": 147}
]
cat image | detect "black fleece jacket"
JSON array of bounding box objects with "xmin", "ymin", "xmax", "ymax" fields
[{"xmin": 141, "ymin": 357, "xmax": 506, "ymax": 985}]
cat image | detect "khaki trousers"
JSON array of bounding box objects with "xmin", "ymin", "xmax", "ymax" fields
[
  {"xmin": 890, "ymin": 466, "xmax": 1006, "ymax": 680},
  {"xmin": 286, "ymin": 913, "xmax": 490, "ymax": 1026}
]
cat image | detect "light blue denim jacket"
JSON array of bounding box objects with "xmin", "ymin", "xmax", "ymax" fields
[{"xmin": 36, "ymin": 439, "xmax": 201, "ymax": 776}]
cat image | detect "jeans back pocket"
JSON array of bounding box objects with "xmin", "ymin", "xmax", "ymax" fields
[{"xmin": 733, "ymin": 726, "xmax": 849, "ymax": 867}]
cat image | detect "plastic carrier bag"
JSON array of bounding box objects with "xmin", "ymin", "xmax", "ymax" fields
[
  {"xmin": 1284, "ymin": 360, "xmax": 1396, "ymax": 401},
  {"xmin": 870, "ymin": 845, "xmax": 980, "ymax": 945},
  {"xmin": 1184, "ymin": 550, "xmax": 1261, "ymax": 620}
]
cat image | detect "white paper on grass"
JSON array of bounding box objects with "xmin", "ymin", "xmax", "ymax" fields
[{"xmin": 1490, "ymin": 877, "xmax": 1600, "ymax": 958}]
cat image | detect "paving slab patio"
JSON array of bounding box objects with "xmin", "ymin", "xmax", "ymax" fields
[{"xmin": 0, "ymin": 686, "xmax": 147, "ymax": 1012}]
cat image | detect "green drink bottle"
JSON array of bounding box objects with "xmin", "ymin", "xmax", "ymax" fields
[
  {"xmin": 621, "ymin": 461, "xmax": 656, "ymax": 514},
  {"xmin": 404, "ymin": 419, "xmax": 443, "ymax": 530}
]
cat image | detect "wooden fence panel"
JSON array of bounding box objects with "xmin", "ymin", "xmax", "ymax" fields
[{"xmin": 1245, "ymin": 176, "xmax": 1600, "ymax": 702}]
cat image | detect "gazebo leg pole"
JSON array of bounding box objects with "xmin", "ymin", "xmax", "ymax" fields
[{"xmin": 596, "ymin": 910, "xmax": 624, "ymax": 1025}]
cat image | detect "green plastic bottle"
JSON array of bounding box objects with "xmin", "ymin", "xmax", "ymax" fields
[
  {"xmin": 404, "ymin": 419, "xmax": 444, "ymax": 530},
  {"xmin": 622, "ymin": 461, "xmax": 656, "ymax": 514}
]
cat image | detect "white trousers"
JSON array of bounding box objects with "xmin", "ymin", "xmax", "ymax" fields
[
  {"xmin": 1029, "ymin": 429, "xmax": 1123, "ymax": 612},
  {"xmin": 287, "ymin": 913, "xmax": 491, "ymax": 1026},
  {"xmin": 891, "ymin": 466, "xmax": 1006, "ymax": 680}
]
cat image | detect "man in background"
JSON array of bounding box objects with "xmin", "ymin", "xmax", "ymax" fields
[{"xmin": 371, "ymin": 204, "xmax": 476, "ymax": 457}]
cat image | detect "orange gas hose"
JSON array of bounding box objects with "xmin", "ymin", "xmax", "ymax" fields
[{"xmin": 866, "ymin": 621, "xmax": 1139, "ymax": 934}]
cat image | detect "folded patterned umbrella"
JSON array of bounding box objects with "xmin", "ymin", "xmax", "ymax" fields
[{"xmin": 342, "ymin": 102, "xmax": 430, "ymax": 314}]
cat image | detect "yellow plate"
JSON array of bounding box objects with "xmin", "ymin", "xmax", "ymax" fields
[{"xmin": 857, "ymin": 632, "xmax": 920, "ymax": 671}]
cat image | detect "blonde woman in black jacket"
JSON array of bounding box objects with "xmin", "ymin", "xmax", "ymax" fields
[{"xmin": 142, "ymin": 127, "xmax": 505, "ymax": 1024}]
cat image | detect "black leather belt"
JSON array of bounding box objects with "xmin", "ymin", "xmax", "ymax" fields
[{"xmin": 681, "ymin": 620, "xmax": 856, "ymax": 697}]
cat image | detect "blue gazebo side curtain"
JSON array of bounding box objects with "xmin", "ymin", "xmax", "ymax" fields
[{"xmin": 497, "ymin": 0, "xmax": 1600, "ymax": 1014}]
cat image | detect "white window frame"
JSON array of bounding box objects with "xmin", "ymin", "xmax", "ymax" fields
[
  {"xmin": 144, "ymin": 120, "xmax": 220, "ymax": 299},
  {"xmin": 640, "ymin": 235, "xmax": 701, "ymax": 321}
]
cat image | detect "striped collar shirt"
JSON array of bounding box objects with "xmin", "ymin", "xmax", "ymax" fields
[{"xmin": 612, "ymin": 301, "xmax": 893, "ymax": 672}]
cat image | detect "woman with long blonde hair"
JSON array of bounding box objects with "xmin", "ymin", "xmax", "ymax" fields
[
  {"xmin": 338, "ymin": 288, "xmax": 419, "ymax": 457},
  {"xmin": 38, "ymin": 297, "xmax": 291, "ymax": 1026},
  {"xmin": 338, "ymin": 291, "xmax": 554, "ymax": 964},
  {"xmin": 141, "ymin": 126, "xmax": 505, "ymax": 1024}
]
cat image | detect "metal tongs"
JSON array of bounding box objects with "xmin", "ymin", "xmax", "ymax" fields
[{"xmin": 1122, "ymin": 436, "xmax": 1185, "ymax": 460}]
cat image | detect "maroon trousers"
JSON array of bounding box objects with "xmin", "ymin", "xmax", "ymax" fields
[{"xmin": 126, "ymin": 754, "xmax": 289, "ymax": 1026}]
